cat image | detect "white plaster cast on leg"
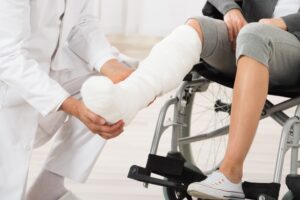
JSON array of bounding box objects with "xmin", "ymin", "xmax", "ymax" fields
[{"xmin": 81, "ymin": 25, "xmax": 202, "ymax": 125}]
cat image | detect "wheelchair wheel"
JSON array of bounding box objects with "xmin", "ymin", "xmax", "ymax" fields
[
  {"xmin": 163, "ymin": 187, "xmax": 193, "ymax": 200},
  {"xmin": 164, "ymin": 81, "xmax": 232, "ymax": 200},
  {"xmin": 163, "ymin": 162, "xmax": 204, "ymax": 200},
  {"xmin": 282, "ymin": 191, "xmax": 296, "ymax": 200},
  {"xmin": 178, "ymin": 81, "xmax": 232, "ymax": 174}
]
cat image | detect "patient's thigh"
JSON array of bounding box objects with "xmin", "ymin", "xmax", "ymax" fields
[{"xmin": 192, "ymin": 16, "xmax": 236, "ymax": 77}]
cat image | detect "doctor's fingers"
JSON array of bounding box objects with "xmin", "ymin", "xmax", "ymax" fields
[
  {"xmin": 89, "ymin": 120, "xmax": 124, "ymax": 135},
  {"xmin": 99, "ymin": 128, "xmax": 124, "ymax": 140},
  {"xmin": 86, "ymin": 110, "xmax": 106, "ymax": 125}
]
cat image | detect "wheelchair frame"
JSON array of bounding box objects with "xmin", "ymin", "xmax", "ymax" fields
[
  {"xmin": 128, "ymin": 65, "xmax": 300, "ymax": 199},
  {"xmin": 150, "ymin": 73, "xmax": 300, "ymax": 182},
  {"xmin": 128, "ymin": 1, "xmax": 300, "ymax": 198}
]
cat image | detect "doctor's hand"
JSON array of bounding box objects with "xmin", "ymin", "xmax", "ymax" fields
[
  {"xmin": 259, "ymin": 18, "xmax": 287, "ymax": 31},
  {"xmin": 60, "ymin": 97, "xmax": 125, "ymax": 139},
  {"xmin": 224, "ymin": 9, "xmax": 247, "ymax": 50},
  {"xmin": 100, "ymin": 59, "xmax": 134, "ymax": 84}
]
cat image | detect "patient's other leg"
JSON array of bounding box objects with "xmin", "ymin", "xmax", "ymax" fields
[
  {"xmin": 81, "ymin": 23, "xmax": 203, "ymax": 125},
  {"xmin": 220, "ymin": 56, "xmax": 269, "ymax": 183}
]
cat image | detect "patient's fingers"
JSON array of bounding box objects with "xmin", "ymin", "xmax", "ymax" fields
[
  {"xmin": 224, "ymin": 9, "xmax": 247, "ymax": 51},
  {"xmin": 227, "ymin": 23, "xmax": 234, "ymax": 44}
]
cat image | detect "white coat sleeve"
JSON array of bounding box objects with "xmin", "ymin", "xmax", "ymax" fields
[
  {"xmin": 67, "ymin": 0, "xmax": 117, "ymax": 72},
  {"xmin": 0, "ymin": 0, "xmax": 70, "ymax": 116}
]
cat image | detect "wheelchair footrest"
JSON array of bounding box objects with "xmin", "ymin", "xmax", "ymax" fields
[
  {"xmin": 128, "ymin": 152, "xmax": 206, "ymax": 190},
  {"xmin": 242, "ymin": 182, "xmax": 280, "ymax": 200},
  {"xmin": 286, "ymin": 174, "xmax": 300, "ymax": 198},
  {"xmin": 146, "ymin": 152, "xmax": 206, "ymax": 182},
  {"xmin": 146, "ymin": 154, "xmax": 185, "ymax": 177},
  {"xmin": 128, "ymin": 165, "xmax": 186, "ymax": 190}
]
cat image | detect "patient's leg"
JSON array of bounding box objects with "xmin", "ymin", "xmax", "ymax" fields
[
  {"xmin": 187, "ymin": 56, "xmax": 268, "ymax": 199},
  {"xmin": 81, "ymin": 25, "xmax": 203, "ymax": 125},
  {"xmin": 220, "ymin": 56, "xmax": 269, "ymax": 183}
]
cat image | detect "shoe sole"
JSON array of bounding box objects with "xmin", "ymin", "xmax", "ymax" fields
[
  {"xmin": 188, "ymin": 184, "xmax": 244, "ymax": 200},
  {"xmin": 188, "ymin": 190, "xmax": 245, "ymax": 200}
]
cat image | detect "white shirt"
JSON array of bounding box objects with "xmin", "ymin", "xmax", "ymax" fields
[{"xmin": 273, "ymin": 0, "xmax": 300, "ymax": 17}]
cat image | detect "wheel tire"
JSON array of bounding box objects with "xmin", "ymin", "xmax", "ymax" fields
[
  {"xmin": 164, "ymin": 81, "xmax": 232, "ymax": 200},
  {"xmin": 179, "ymin": 82, "xmax": 232, "ymax": 174},
  {"xmin": 163, "ymin": 186, "xmax": 193, "ymax": 200},
  {"xmin": 282, "ymin": 191, "xmax": 295, "ymax": 200}
]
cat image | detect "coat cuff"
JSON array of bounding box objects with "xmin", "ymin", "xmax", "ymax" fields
[
  {"xmin": 41, "ymin": 88, "xmax": 70, "ymax": 116},
  {"xmin": 94, "ymin": 53, "xmax": 117, "ymax": 72}
]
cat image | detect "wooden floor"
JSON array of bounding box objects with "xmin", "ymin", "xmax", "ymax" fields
[{"xmin": 28, "ymin": 36, "xmax": 295, "ymax": 199}]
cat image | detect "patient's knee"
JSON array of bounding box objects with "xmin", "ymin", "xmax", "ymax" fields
[
  {"xmin": 238, "ymin": 23, "xmax": 267, "ymax": 40},
  {"xmin": 186, "ymin": 19, "xmax": 204, "ymax": 43},
  {"xmin": 237, "ymin": 23, "xmax": 271, "ymax": 52},
  {"xmin": 237, "ymin": 23, "xmax": 272, "ymax": 48},
  {"xmin": 236, "ymin": 23, "xmax": 271, "ymax": 67}
]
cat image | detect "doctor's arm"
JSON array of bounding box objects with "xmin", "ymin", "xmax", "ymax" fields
[
  {"xmin": 0, "ymin": 0, "xmax": 122, "ymax": 139},
  {"xmin": 0, "ymin": 0, "xmax": 69, "ymax": 116},
  {"xmin": 67, "ymin": 15, "xmax": 134, "ymax": 83},
  {"xmin": 68, "ymin": 0, "xmax": 134, "ymax": 83}
]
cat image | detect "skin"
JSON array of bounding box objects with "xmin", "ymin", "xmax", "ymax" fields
[
  {"xmin": 223, "ymin": 9, "xmax": 247, "ymax": 50},
  {"xmin": 61, "ymin": 59, "xmax": 134, "ymax": 140},
  {"xmin": 187, "ymin": 10, "xmax": 288, "ymax": 183},
  {"xmin": 219, "ymin": 57, "xmax": 269, "ymax": 183},
  {"xmin": 259, "ymin": 18, "xmax": 288, "ymax": 31}
]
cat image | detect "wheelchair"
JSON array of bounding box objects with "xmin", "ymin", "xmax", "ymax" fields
[{"xmin": 128, "ymin": 2, "xmax": 300, "ymax": 200}]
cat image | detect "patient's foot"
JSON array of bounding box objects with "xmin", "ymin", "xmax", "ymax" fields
[
  {"xmin": 81, "ymin": 76, "xmax": 148, "ymax": 125},
  {"xmin": 81, "ymin": 25, "xmax": 202, "ymax": 126},
  {"xmin": 82, "ymin": 76, "xmax": 123, "ymax": 124},
  {"xmin": 187, "ymin": 171, "xmax": 245, "ymax": 200}
]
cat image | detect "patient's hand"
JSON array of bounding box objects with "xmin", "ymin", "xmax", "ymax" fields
[
  {"xmin": 259, "ymin": 18, "xmax": 287, "ymax": 31},
  {"xmin": 224, "ymin": 9, "xmax": 247, "ymax": 50},
  {"xmin": 100, "ymin": 59, "xmax": 134, "ymax": 83}
]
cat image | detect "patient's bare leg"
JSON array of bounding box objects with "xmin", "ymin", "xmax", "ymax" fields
[
  {"xmin": 220, "ymin": 56, "xmax": 269, "ymax": 183},
  {"xmin": 81, "ymin": 24, "xmax": 203, "ymax": 125}
]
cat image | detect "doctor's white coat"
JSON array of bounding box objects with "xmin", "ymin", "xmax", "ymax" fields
[{"xmin": 0, "ymin": 0, "xmax": 117, "ymax": 199}]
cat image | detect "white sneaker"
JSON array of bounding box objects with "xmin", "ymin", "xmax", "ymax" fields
[
  {"xmin": 58, "ymin": 191, "xmax": 82, "ymax": 200},
  {"xmin": 187, "ymin": 171, "xmax": 245, "ymax": 199}
]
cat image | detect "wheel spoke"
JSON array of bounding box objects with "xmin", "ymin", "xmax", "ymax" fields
[{"xmin": 181, "ymin": 83, "xmax": 232, "ymax": 172}]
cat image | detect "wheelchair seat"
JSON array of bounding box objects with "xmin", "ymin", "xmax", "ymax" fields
[{"xmin": 193, "ymin": 62, "xmax": 300, "ymax": 98}]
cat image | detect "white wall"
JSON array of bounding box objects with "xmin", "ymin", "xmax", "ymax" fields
[{"xmin": 99, "ymin": 0, "xmax": 206, "ymax": 36}]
